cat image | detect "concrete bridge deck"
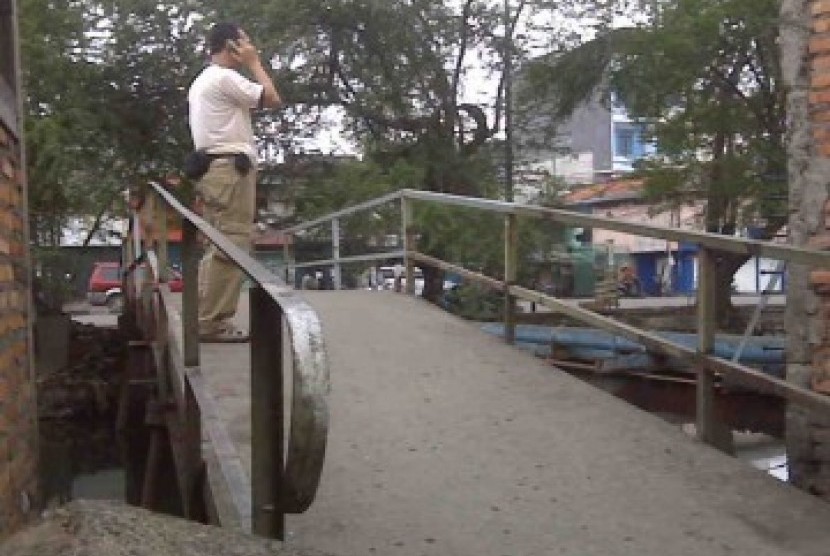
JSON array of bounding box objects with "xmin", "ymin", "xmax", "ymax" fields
[{"xmin": 182, "ymin": 290, "xmax": 830, "ymax": 556}]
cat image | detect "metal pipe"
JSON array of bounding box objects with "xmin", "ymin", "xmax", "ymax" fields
[{"xmin": 504, "ymin": 0, "xmax": 514, "ymax": 203}]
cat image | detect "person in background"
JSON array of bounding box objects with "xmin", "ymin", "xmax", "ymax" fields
[{"xmin": 188, "ymin": 22, "xmax": 281, "ymax": 342}]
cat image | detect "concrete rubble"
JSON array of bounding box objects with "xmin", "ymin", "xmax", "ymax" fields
[{"xmin": 2, "ymin": 500, "xmax": 334, "ymax": 556}]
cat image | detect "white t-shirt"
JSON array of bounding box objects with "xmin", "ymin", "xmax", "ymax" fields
[{"xmin": 188, "ymin": 65, "xmax": 264, "ymax": 161}]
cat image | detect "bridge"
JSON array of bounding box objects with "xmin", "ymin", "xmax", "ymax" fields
[{"xmin": 120, "ymin": 183, "xmax": 830, "ymax": 555}]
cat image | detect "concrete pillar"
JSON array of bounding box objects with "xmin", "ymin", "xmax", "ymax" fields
[{"xmin": 783, "ymin": 0, "xmax": 830, "ymax": 496}]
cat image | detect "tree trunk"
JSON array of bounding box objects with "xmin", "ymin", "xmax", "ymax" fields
[
  {"xmin": 712, "ymin": 251, "xmax": 749, "ymax": 331},
  {"xmin": 421, "ymin": 265, "xmax": 445, "ymax": 303}
]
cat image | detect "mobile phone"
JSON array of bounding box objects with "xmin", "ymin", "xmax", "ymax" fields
[{"xmin": 226, "ymin": 40, "xmax": 240, "ymax": 54}]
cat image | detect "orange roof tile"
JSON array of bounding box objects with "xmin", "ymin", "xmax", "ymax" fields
[{"xmin": 562, "ymin": 179, "xmax": 645, "ymax": 204}]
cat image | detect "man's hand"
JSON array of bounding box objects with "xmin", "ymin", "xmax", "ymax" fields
[
  {"xmin": 229, "ymin": 37, "xmax": 261, "ymax": 70},
  {"xmin": 230, "ymin": 30, "xmax": 282, "ymax": 109}
]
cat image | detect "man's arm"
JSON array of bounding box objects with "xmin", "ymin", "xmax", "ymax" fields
[{"xmin": 232, "ymin": 38, "xmax": 282, "ymax": 108}]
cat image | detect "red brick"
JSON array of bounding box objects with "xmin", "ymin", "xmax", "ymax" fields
[
  {"xmin": 815, "ymin": 71, "xmax": 830, "ymax": 90},
  {"xmin": 811, "ymin": 35, "xmax": 830, "ymax": 55},
  {"xmin": 811, "ymin": 90, "xmax": 830, "ymax": 105},
  {"xmin": 815, "ymin": 53, "xmax": 830, "ymax": 72}
]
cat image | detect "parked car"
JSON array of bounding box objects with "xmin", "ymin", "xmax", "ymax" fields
[
  {"xmin": 87, "ymin": 262, "xmax": 122, "ymax": 309},
  {"xmin": 87, "ymin": 262, "xmax": 183, "ymax": 312}
]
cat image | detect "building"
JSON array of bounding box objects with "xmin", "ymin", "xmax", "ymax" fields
[
  {"xmin": 0, "ymin": 0, "xmax": 38, "ymax": 537},
  {"xmin": 562, "ymin": 180, "xmax": 784, "ymax": 296},
  {"xmin": 516, "ymin": 93, "xmax": 654, "ymax": 195}
]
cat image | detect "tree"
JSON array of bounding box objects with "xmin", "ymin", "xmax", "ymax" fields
[
  {"xmin": 522, "ymin": 0, "xmax": 785, "ymax": 326},
  {"xmin": 207, "ymin": 0, "xmax": 554, "ymax": 298},
  {"xmin": 20, "ymin": 0, "xmax": 208, "ymax": 247}
]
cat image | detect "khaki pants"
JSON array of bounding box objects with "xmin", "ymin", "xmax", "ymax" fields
[{"xmin": 196, "ymin": 159, "xmax": 255, "ymax": 334}]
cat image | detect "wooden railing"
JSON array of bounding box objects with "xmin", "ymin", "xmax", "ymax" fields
[
  {"xmin": 283, "ymin": 188, "xmax": 830, "ymax": 447},
  {"xmin": 123, "ymin": 182, "xmax": 329, "ymax": 539}
]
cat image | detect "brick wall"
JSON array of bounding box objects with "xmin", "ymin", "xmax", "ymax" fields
[
  {"xmin": 784, "ymin": 0, "xmax": 830, "ymax": 497},
  {"xmin": 812, "ymin": 1, "xmax": 830, "ymax": 159},
  {"xmin": 808, "ymin": 2, "xmax": 830, "ymax": 393},
  {"xmin": 0, "ymin": 120, "xmax": 36, "ymax": 537},
  {"xmin": 0, "ymin": 0, "xmax": 37, "ymax": 538}
]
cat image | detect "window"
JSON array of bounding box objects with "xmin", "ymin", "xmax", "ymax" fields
[
  {"xmin": 614, "ymin": 124, "xmax": 647, "ymax": 160},
  {"xmin": 617, "ymin": 129, "xmax": 635, "ymax": 158}
]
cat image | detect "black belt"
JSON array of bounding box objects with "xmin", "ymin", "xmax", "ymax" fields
[
  {"xmin": 207, "ymin": 152, "xmax": 252, "ymax": 175},
  {"xmin": 206, "ymin": 153, "xmax": 242, "ymax": 161}
]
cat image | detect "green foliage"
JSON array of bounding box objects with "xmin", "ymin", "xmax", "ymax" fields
[
  {"xmin": 20, "ymin": 0, "xmax": 208, "ymax": 246},
  {"xmin": 443, "ymin": 283, "xmax": 504, "ymax": 321},
  {"xmin": 523, "ymin": 0, "xmax": 786, "ymax": 236},
  {"xmin": 296, "ymin": 159, "xmax": 423, "ymax": 221},
  {"xmin": 210, "ymin": 0, "xmax": 530, "ymax": 197}
]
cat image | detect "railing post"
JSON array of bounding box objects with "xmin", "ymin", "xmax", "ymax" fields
[
  {"xmin": 283, "ymin": 233, "xmax": 294, "ymax": 287},
  {"xmin": 332, "ymin": 218, "xmax": 342, "ymax": 290},
  {"xmin": 123, "ymin": 218, "xmax": 135, "ymax": 305},
  {"xmin": 696, "ymin": 247, "xmax": 731, "ymax": 450},
  {"xmin": 154, "ymin": 195, "xmax": 169, "ymax": 282},
  {"xmin": 181, "ymin": 220, "xmax": 200, "ymax": 368},
  {"xmin": 250, "ymin": 287, "xmax": 286, "ymax": 539},
  {"xmin": 403, "ymin": 195, "xmax": 415, "ymax": 294},
  {"xmin": 504, "ymin": 212, "xmax": 518, "ymax": 344}
]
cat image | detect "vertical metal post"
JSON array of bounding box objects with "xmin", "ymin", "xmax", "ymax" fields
[
  {"xmin": 504, "ymin": 213, "xmax": 518, "ymax": 344},
  {"xmin": 696, "ymin": 247, "xmax": 719, "ymax": 445},
  {"xmin": 123, "ymin": 219, "xmax": 135, "ymax": 304},
  {"xmin": 182, "ymin": 220, "xmax": 199, "ymax": 368},
  {"xmin": 403, "ymin": 196, "xmax": 416, "ymax": 295},
  {"xmin": 503, "ymin": 0, "xmax": 514, "ymax": 202},
  {"xmin": 332, "ymin": 218, "xmax": 342, "ymax": 290},
  {"xmin": 155, "ymin": 197, "xmax": 169, "ymax": 282},
  {"xmin": 250, "ymin": 287, "xmax": 285, "ymax": 539},
  {"xmin": 132, "ymin": 214, "xmax": 145, "ymax": 328},
  {"xmin": 183, "ymin": 380, "xmax": 203, "ymax": 519},
  {"xmin": 283, "ymin": 233, "xmax": 294, "ymax": 287}
]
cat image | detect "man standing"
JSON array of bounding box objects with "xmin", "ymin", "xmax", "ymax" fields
[{"xmin": 188, "ymin": 23, "xmax": 281, "ymax": 342}]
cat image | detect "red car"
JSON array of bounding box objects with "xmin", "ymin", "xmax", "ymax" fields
[{"xmin": 87, "ymin": 261, "xmax": 183, "ymax": 311}]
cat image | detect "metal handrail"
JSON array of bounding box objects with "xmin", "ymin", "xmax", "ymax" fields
[
  {"xmin": 287, "ymin": 188, "xmax": 830, "ymax": 268},
  {"xmin": 126, "ymin": 182, "xmax": 330, "ymax": 538},
  {"xmin": 280, "ymin": 187, "xmax": 830, "ymax": 449},
  {"xmin": 404, "ymin": 189, "xmax": 830, "ymax": 267}
]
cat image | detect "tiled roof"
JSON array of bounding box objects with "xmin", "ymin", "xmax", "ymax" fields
[{"xmin": 562, "ymin": 179, "xmax": 645, "ymax": 204}]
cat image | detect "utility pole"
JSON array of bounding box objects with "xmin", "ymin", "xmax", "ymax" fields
[{"xmin": 503, "ymin": 0, "xmax": 514, "ymax": 203}]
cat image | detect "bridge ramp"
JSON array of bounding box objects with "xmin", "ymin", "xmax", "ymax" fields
[{"xmin": 196, "ymin": 291, "xmax": 830, "ymax": 555}]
